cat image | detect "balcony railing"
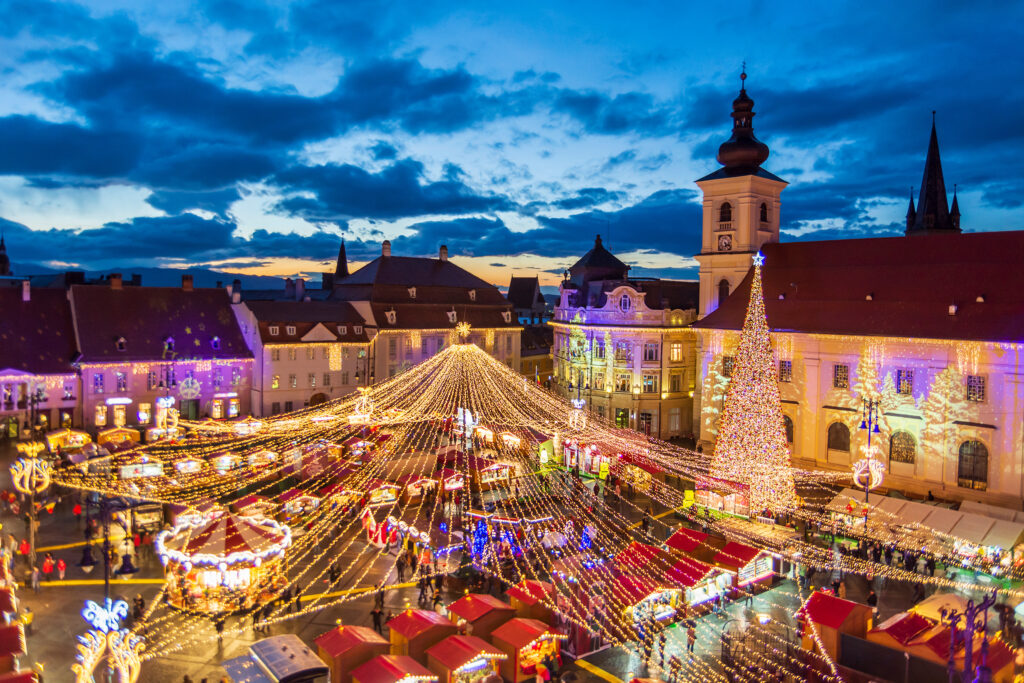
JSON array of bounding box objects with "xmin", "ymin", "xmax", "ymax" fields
[{"xmin": 716, "ymin": 222, "xmax": 733, "ymax": 232}]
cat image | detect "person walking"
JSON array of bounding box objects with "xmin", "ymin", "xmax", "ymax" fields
[
  {"xmin": 371, "ymin": 606, "xmax": 384, "ymax": 634},
  {"xmin": 57, "ymin": 556, "xmax": 66, "ymax": 580},
  {"xmin": 41, "ymin": 553, "xmax": 54, "ymax": 582},
  {"xmin": 30, "ymin": 565, "xmax": 40, "ymax": 593},
  {"xmin": 686, "ymin": 621, "xmax": 696, "ymax": 655},
  {"xmin": 396, "ymin": 555, "xmax": 406, "ymax": 583}
]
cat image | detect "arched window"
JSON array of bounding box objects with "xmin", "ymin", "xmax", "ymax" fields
[
  {"xmin": 827, "ymin": 422, "xmax": 850, "ymax": 452},
  {"xmin": 783, "ymin": 415, "xmax": 794, "ymax": 443},
  {"xmin": 719, "ymin": 202, "xmax": 732, "ymax": 223},
  {"xmin": 958, "ymin": 440, "xmax": 988, "ymax": 490},
  {"xmin": 718, "ymin": 279, "xmax": 730, "ymax": 307},
  {"xmin": 889, "ymin": 431, "xmax": 916, "ymax": 464},
  {"xmin": 760, "ymin": 202, "xmax": 769, "ymax": 223}
]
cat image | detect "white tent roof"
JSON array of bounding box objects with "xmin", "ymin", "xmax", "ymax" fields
[
  {"xmin": 981, "ymin": 519, "xmax": 1024, "ymax": 551},
  {"xmin": 892, "ymin": 500, "xmax": 935, "ymax": 526},
  {"xmin": 874, "ymin": 497, "xmax": 908, "ymax": 518},
  {"xmin": 948, "ymin": 515, "xmax": 996, "ymax": 545},
  {"xmin": 921, "ymin": 507, "xmax": 962, "ymax": 534},
  {"xmin": 825, "ymin": 489, "xmax": 868, "ymax": 515},
  {"xmin": 959, "ymin": 499, "xmax": 1018, "ymax": 522}
]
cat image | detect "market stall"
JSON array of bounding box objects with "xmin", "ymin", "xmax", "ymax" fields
[
  {"xmin": 446, "ymin": 594, "xmax": 515, "ymax": 640},
  {"xmin": 396, "ymin": 474, "xmax": 438, "ymax": 504},
  {"xmin": 478, "ymin": 462, "xmax": 513, "ymax": 490},
  {"xmin": 562, "ymin": 439, "xmax": 609, "ymax": 478},
  {"xmin": 609, "ymin": 575, "xmax": 683, "ymax": 625},
  {"xmin": 166, "ymin": 499, "xmax": 217, "ymax": 526},
  {"xmin": 694, "ymin": 485, "xmax": 749, "ymax": 517},
  {"xmin": 711, "ymin": 542, "xmax": 775, "ymax": 590},
  {"xmin": 320, "ymin": 480, "xmax": 362, "ymax": 509},
  {"xmin": 118, "ymin": 456, "xmax": 165, "ymax": 480},
  {"xmin": 667, "ymin": 557, "xmax": 734, "ymax": 608},
  {"xmin": 315, "ymin": 624, "xmax": 390, "ymax": 683},
  {"xmin": 233, "ymin": 495, "xmax": 275, "ymax": 518},
  {"xmin": 366, "ymin": 479, "xmax": 401, "ymax": 507},
  {"xmin": 280, "ymin": 488, "xmax": 321, "ymax": 517},
  {"xmin": 210, "ymin": 452, "xmax": 241, "ymax": 474},
  {"xmin": 491, "ymin": 618, "xmax": 566, "ymax": 683},
  {"xmin": 45, "ymin": 427, "xmax": 91, "ymax": 452},
  {"xmin": 664, "ymin": 527, "xmax": 719, "ymax": 563},
  {"xmin": 388, "ymin": 609, "xmax": 459, "ymax": 662},
  {"xmin": 425, "ymin": 635, "xmax": 506, "ymax": 683},
  {"xmin": 352, "ymin": 655, "xmax": 438, "ymax": 683},
  {"xmin": 246, "ymin": 449, "xmax": 278, "ymax": 470},
  {"xmin": 173, "ymin": 457, "xmax": 205, "ymax": 475},
  {"xmin": 437, "ymin": 469, "xmax": 465, "ymax": 493},
  {"xmin": 155, "ymin": 512, "xmax": 291, "ymax": 613},
  {"xmin": 507, "ymin": 580, "xmax": 556, "ymax": 623},
  {"xmin": 97, "ymin": 426, "xmax": 141, "ymax": 447}
]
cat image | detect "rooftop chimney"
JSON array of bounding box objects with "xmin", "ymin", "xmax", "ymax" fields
[
  {"xmin": 21, "ymin": 280, "xmax": 30, "ymax": 302},
  {"xmin": 231, "ymin": 279, "xmax": 241, "ymax": 304},
  {"xmin": 182, "ymin": 274, "xmax": 194, "ymax": 291},
  {"xmin": 110, "ymin": 273, "xmax": 123, "ymax": 290},
  {"xmin": 439, "ymin": 244, "xmax": 448, "ymax": 262},
  {"xmin": 382, "ymin": 240, "xmax": 392, "ymax": 257},
  {"xmin": 295, "ymin": 278, "xmax": 305, "ymax": 301},
  {"xmin": 284, "ymin": 278, "xmax": 295, "ymax": 299}
]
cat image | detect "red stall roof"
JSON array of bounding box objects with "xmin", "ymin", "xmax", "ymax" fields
[
  {"xmin": 665, "ymin": 528, "xmax": 708, "ymax": 554},
  {"xmin": 0, "ymin": 624, "xmax": 25, "ymax": 657},
  {"xmin": 426, "ymin": 635, "xmax": 505, "ymax": 671},
  {"xmin": 797, "ymin": 591, "xmax": 871, "ymax": 630},
  {"xmin": 0, "ymin": 588, "xmax": 16, "ymax": 614},
  {"xmin": 388, "ymin": 610, "xmax": 457, "ymax": 641},
  {"xmin": 869, "ymin": 612, "xmax": 933, "ymax": 646},
  {"xmin": 0, "ymin": 672, "xmax": 38, "ymax": 683},
  {"xmin": 712, "ymin": 542, "xmax": 763, "ymax": 569},
  {"xmin": 607, "ymin": 575, "xmax": 663, "ymax": 605},
  {"xmin": 315, "ymin": 625, "xmax": 388, "ymax": 658},
  {"xmin": 491, "ymin": 618, "xmax": 553, "ymax": 650},
  {"xmin": 507, "ymin": 580, "xmax": 555, "ymax": 607},
  {"xmin": 352, "ymin": 655, "xmax": 436, "ymax": 683},
  {"xmin": 447, "ymin": 594, "xmax": 514, "ymax": 622},
  {"xmin": 666, "ymin": 557, "xmax": 716, "ymax": 588},
  {"xmin": 615, "ymin": 541, "xmax": 666, "ymax": 569}
]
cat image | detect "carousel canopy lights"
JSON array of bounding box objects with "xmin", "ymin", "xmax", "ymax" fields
[{"xmin": 155, "ymin": 513, "xmax": 292, "ymax": 568}]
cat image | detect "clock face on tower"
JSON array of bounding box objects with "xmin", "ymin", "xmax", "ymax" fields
[{"xmin": 718, "ymin": 234, "xmax": 733, "ymax": 252}]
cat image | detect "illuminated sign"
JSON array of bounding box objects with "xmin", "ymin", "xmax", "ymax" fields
[
  {"xmin": 105, "ymin": 397, "xmax": 133, "ymax": 406},
  {"xmin": 213, "ymin": 392, "xmax": 238, "ymax": 398}
]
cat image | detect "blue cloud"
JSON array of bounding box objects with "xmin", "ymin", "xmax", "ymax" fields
[{"xmin": 0, "ymin": 115, "xmax": 141, "ymax": 177}]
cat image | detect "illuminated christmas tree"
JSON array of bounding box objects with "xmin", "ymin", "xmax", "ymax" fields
[{"xmin": 710, "ymin": 253, "xmax": 798, "ymax": 514}]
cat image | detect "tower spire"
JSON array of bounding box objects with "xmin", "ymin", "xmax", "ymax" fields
[
  {"xmin": 715, "ymin": 66, "xmax": 770, "ymax": 173},
  {"xmin": 334, "ymin": 238, "xmax": 349, "ymax": 279},
  {"xmin": 0, "ymin": 231, "xmax": 10, "ymax": 277},
  {"xmin": 908, "ymin": 114, "xmax": 957, "ymax": 234}
]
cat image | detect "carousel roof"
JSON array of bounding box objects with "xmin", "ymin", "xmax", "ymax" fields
[
  {"xmin": 352, "ymin": 655, "xmax": 436, "ymax": 683},
  {"xmin": 165, "ymin": 513, "xmax": 289, "ymax": 558},
  {"xmin": 446, "ymin": 593, "xmax": 514, "ymax": 622}
]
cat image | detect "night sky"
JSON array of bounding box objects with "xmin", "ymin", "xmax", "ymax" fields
[{"xmin": 1, "ymin": 0, "xmax": 1022, "ymax": 287}]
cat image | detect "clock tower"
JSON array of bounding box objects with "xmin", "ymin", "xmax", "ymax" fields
[{"xmin": 694, "ymin": 71, "xmax": 787, "ymax": 318}]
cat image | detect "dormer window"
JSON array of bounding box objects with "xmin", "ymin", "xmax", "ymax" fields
[
  {"xmin": 408, "ymin": 287, "xmax": 417, "ymax": 299},
  {"xmin": 447, "ymin": 309, "xmax": 458, "ymax": 323},
  {"xmin": 385, "ymin": 309, "xmax": 397, "ymax": 325},
  {"xmin": 719, "ymin": 202, "xmax": 732, "ymax": 223},
  {"xmin": 211, "ymin": 336, "xmax": 221, "ymax": 350},
  {"xmin": 115, "ymin": 337, "xmax": 127, "ymax": 352},
  {"xmin": 354, "ymin": 325, "xmax": 363, "ymax": 335},
  {"xmin": 337, "ymin": 325, "xmax": 347, "ymax": 335},
  {"xmin": 619, "ymin": 296, "xmax": 631, "ymax": 312},
  {"xmin": 760, "ymin": 202, "xmax": 769, "ymax": 223},
  {"xmin": 164, "ymin": 337, "xmax": 175, "ymax": 352},
  {"xmin": 286, "ymin": 325, "xmax": 296, "ymax": 336},
  {"xmin": 501, "ymin": 311, "xmax": 512, "ymax": 324},
  {"xmin": 269, "ymin": 325, "xmax": 280, "ymax": 336},
  {"xmin": 468, "ymin": 289, "xmax": 476, "ymax": 302}
]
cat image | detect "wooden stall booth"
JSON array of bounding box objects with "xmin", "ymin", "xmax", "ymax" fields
[
  {"xmin": 506, "ymin": 580, "xmax": 556, "ymax": 624},
  {"xmin": 425, "ymin": 635, "xmax": 506, "ymax": 683},
  {"xmin": 491, "ymin": 618, "xmax": 566, "ymax": 683},
  {"xmin": 396, "ymin": 474, "xmax": 438, "ymax": 505},
  {"xmin": 664, "ymin": 527, "xmax": 721, "ymax": 563},
  {"xmin": 352, "ymin": 655, "xmax": 438, "ymax": 683},
  {"xmin": 445, "ymin": 594, "xmax": 515, "ymax": 640},
  {"xmin": 389, "ymin": 609, "xmax": 459, "ymax": 662},
  {"xmin": 666, "ymin": 556, "xmax": 733, "ymax": 609},
  {"xmin": 315, "ymin": 625, "xmax": 391, "ymax": 683},
  {"xmin": 711, "ymin": 542, "xmax": 774, "ymax": 591},
  {"xmin": 97, "ymin": 426, "xmax": 141, "ymax": 447},
  {"xmin": 796, "ymin": 590, "xmax": 873, "ymax": 663}
]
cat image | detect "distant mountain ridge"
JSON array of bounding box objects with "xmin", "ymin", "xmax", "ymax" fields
[{"xmin": 9, "ymin": 262, "xmax": 287, "ymax": 290}]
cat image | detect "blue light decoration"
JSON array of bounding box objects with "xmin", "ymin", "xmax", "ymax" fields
[
  {"xmin": 439, "ymin": 522, "xmax": 448, "ymax": 534},
  {"xmin": 471, "ymin": 520, "xmax": 488, "ymax": 558},
  {"xmin": 580, "ymin": 526, "xmax": 592, "ymax": 551},
  {"xmin": 82, "ymin": 597, "xmax": 129, "ymax": 633}
]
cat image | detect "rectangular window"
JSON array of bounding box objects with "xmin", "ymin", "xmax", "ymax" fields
[
  {"xmin": 965, "ymin": 375, "xmax": 985, "ymax": 402},
  {"xmin": 288, "ymin": 348, "xmax": 297, "ymax": 361},
  {"xmin": 322, "ymin": 347, "xmax": 329, "ymax": 360},
  {"xmin": 643, "ymin": 343, "xmax": 660, "ymax": 362},
  {"xmin": 596, "ymin": 406, "xmax": 605, "ymax": 418},
  {"xmin": 421, "ymin": 337, "xmax": 429, "ymax": 355},
  {"xmin": 594, "ymin": 339, "xmax": 606, "ymax": 360},
  {"xmin": 615, "ymin": 373, "xmax": 632, "ymax": 392},
  {"xmin": 269, "ymin": 325, "xmax": 279, "ymax": 336},
  {"xmin": 228, "ymin": 398, "xmax": 239, "ymax": 418},
  {"xmin": 64, "ymin": 383, "xmax": 74, "ymax": 400},
  {"xmin": 271, "ymin": 349, "xmax": 280, "ymax": 361},
  {"xmin": 670, "ymin": 373, "xmax": 682, "ymax": 393},
  {"xmin": 211, "ymin": 400, "xmax": 224, "ymax": 419},
  {"xmin": 615, "ymin": 408, "xmax": 629, "ymax": 428},
  {"xmin": 506, "ymin": 335, "xmax": 513, "ymax": 354},
  {"xmin": 114, "ymin": 372, "xmax": 127, "ymax": 392},
  {"xmin": 147, "ymin": 371, "xmax": 158, "ymax": 390},
  {"xmin": 138, "ymin": 403, "xmax": 151, "ymax": 425},
  {"xmin": 284, "ymin": 401, "xmax": 293, "ymax": 412},
  {"xmin": 669, "ymin": 407, "xmax": 681, "ymax": 432},
  {"xmin": 306, "ymin": 347, "xmax": 315, "ymax": 360},
  {"xmin": 614, "ymin": 341, "xmax": 632, "ymax": 362},
  {"xmin": 779, "ymin": 360, "xmax": 793, "ymax": 383},
  {"xmin": 286, "ymin": 325, "xmax": 296, "ymax": 336},
  {"xmin": 341, "ymin": 372, "xmax": 350, "ymax": 385},
  {"xmin": 213, "ymin": 368, "xmax": 223, "ymax": 389},
  {"xmin": 93, "ymin": 373, "xmax": 105, "ymax": 394},
  {"xmin": 594, "ymin": 371, "xmax": 605, "ymax": 390},
  {"xmin": 354, "ymin": 325, "xmax": 363, "ymax": 335},
  {"xmin": 642, "ymin": 373, "xmax": 659, "ymax": 393},
  {"xmin": 896, "ymin": 369, "xmax": 914, "ymax": 395},
  {"xmin": 669, "ymin": 342, "xmax": 683, "ymax": 363},
  {"xmin": 308, "ymin": 373, "xmax": 316, "ymax": 388},
  {"xmin": 323, "ymin": 373, "xmax": 331, "ymax": 386},
  {"xmin": 94, "ymin": 404, "xmax": 107, "ymax": 426},
  {"xmin": 722, "ymin": 356, "xmax": 735, "ymax": 378},
  {"xmin": 271, "ymin": 375, "xmax": 280, "ymax": 389},
  {"xmin": 389, "ymin": 338, "xmax": 397, "ymax": 359},
  {"xmin": 271, "ymin": 402, "xmax": 281, "ymax": 415},
  {"xmin": 638, "ymin": 411, "xmax": 653, "ymax": 435},
  {"xmin": 289, "ymin": 374, "xmax": 297, "ymax": 388},
  {"xmin": 833, "ymin": 364, "xmax": 849, "ymax": 389},
  {"xmin": 232, "ymin": 367, "xmax": 242, "ymax": 386}
]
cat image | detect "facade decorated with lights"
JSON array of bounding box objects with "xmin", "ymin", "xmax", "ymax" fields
[
  {"xmin": 693, "ymin": 74, "xmax": 1024, "ymax": 508},
  {"xmin": 551, "ymin": 235, "xmax": 700, "ymax": 438}
]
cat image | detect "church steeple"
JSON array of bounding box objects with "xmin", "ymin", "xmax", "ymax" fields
[
  {"xmin": 0, "ymin": 233, "xmax": 10, "ymax": 277},
  {"xmin": 334, "ymin": 239, "xmax": 349, "ymax": 278},
  {"xmin": 950, "ymin": 185, "xmax": 961, "ymax": 231},
  {"xmin": 908, "ymin": 114, "xmax": 958, "ymax": 235},
  {"xmin": 905, "ymin": 187, "xmax": 916, "ymax": 232},
  {"xmin": 715, "ymin": 68, "xmax": 771, "ymax": 174}
]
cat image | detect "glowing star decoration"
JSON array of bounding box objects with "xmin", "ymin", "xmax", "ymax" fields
[
  {"xmin": 752, "ymin": 251, "xmax": 765, "ymax": 267},
  {"xmin": 456, "ymin": 321, "xmax": 472, "ymax": 341},
  {"xmin": 10, "ymin": 456, "xmax": 51, "ymax": 495},
  {"xmin": 710, "ymin": 251, "xmax": 798, "ymax": 514},
  {"xmin": 178, "ymin": 376, "xmax": 202, "ymax": 400},
  {"xmin": 82, "ymin": 598, "xmax": 129, "ymax": 633}
]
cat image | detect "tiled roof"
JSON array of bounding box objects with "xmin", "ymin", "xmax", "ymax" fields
[
  {"xmin": 245, "ymin": 300, "xmax": 371, "ymax": 343},
  {"xmin": 70, "ymin": 285, "xmax": 251, "ymax": 362},
  {"xmin": 338, "ymin": 256, "xmax": 494, "ymax": 289},
  {"xmin": 521, "ymin": 325, "xmax": 552, "ymax": 357},
  {"xmin": 0, "ymin": 287, "xmax": 76, "ymax": 374},
  {"xmin": 507, "ymin": 277, "xmax": 543, "ymax": 309},
  {"xmin": 693, "ymin": 231, "xmax": 1024, "ymax": 343}
]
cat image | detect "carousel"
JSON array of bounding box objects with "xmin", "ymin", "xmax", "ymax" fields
[{"xmin": 155, "ymin": 512, "xmax": 291, "ymax": 613}]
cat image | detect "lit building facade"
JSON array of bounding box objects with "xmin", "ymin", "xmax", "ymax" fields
[
  {"xmin": 693, "ymin": 78, "xmax": 1024, "ymax": 507},
  {"xmin": 551, "ymin": 235, "xmax": 699, "ymax": 438}
]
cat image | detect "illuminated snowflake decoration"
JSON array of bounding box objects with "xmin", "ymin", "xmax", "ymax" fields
[
  {"xmin": 852, "ymin": 457, "xmax": 886, "ymax": 492},
  {"xmin": 178, "ymin": 376, "xmax": 202, "ymax": 400},
  {"xmin": 82, "ymin": 597, "xmax": 129, "ymax": 633},
  {"xmin": 10, "ymin": 457, "xmax": 51, "ymax": 495}
]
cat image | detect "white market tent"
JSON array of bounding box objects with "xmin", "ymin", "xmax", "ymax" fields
[
  {"xmin": 982, "ymin": 520, "xmax": 1024, "ymax": 552},
  {"xmin": 948, "ymin": 514, "xmax": 996, "ymax": 546},
  {"xmin": 922, "ymin": 507, "xmax": 964, "ymax": 535}
]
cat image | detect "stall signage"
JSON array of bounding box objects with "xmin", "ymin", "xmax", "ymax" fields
[{"xmin": 598, "ymin": 461, "xmax": 610, "ymax": 480}]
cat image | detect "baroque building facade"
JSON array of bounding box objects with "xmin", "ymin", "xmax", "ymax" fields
[
  {"xmin": 551, "ymin": 235, "xmax": 699, "ymax": 439},
  {"xmin": 692, "ymin": 77, "xmax": 1024, "ymax": 507}
]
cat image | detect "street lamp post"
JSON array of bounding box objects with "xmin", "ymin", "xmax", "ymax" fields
[{"xmin": 940, "ymin": 590, "xmax": 997, "ymax": 683}]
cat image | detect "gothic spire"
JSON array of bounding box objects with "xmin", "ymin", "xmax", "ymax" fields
[
  {"xmin": 334, "ymin": 238, "xmax": 349, "ymax": 278},
  {"xmin": 908, "ymin": 114, "xmax": 958, "ymax": 234},
  {"xmin": 905, "ymin": 187, "xmax": 916, "ymax": 232}
]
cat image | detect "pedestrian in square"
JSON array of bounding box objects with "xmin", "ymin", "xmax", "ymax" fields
[
  {"xmin": 57, "ymin": 556, "xmax": 66, "ymax": 580},
  {"xmin": 30, "ymin": 565, "xmax": 40, "ymax": 593},
  {"xmin": 686, "ymin": 622, "xmax": 696, "ymax": 654}
]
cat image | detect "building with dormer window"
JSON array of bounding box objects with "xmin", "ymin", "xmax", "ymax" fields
[{"xmin": 551, "ymin": 235, "xmax": 699, "ymax": 438}]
